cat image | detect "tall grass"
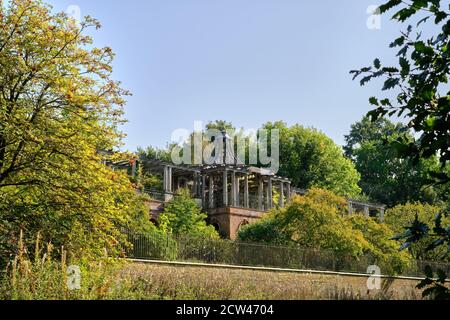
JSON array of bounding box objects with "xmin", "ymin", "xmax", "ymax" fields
[
  {"xmin": 0, "ymin": 231, "xmax": 122, "ymax": 300},
  {"xmin": 0, "ymin": 232, "xmax": 425, "ymax": 300}
]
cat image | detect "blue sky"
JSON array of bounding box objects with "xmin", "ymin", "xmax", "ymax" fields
[{"xmin": 47, "ymin": 0, "xmax": 406, "ymax": 151}]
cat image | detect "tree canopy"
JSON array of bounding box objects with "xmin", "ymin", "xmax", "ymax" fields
[
  {"xmin": 238, "ymin": 188, "xmax": 411, "ymax": 273},
  {"xmin": 263, "ymin": 122, "xmax": 361, "ymax": 198},
  {"xmin": 351, "ymin": 0, "xmax": 450, "ymax": 298},
  {"xmin": 350, "ymin": 0, "xmax": 450, "ymax": 184},
  {"xmin": 0, "ymin": 0, "xmax": 151, "ymax": 262},
  {"xmin": 158, "ymin": 189, "xmax": 219, "ymax": 239},
  {"xmin": 345, "ymin": 116, "xmax": 444, "ymax": 207}
]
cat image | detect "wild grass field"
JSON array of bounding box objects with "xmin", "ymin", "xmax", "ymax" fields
[
  {"xmin": 1, "ymin": 249, "xmax": 425, "ymax": 300},
  {"xmin": 118, "ymin": 263, "xmax": 423, "ymax": 300}
]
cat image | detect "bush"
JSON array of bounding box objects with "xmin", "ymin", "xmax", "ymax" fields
[
  {"xmin": 158, "ymin": 189, "xmax": 219, "ymax": 239},
  {"xmin": 385, "ymin": 203, "xmax": 449, "ymax": 261},
  {"xmin": 237, "ymin": 219, "xmax": 289, "ymax": 245},
  {"xmin": 237, "ymin": 188, "xmax": 412, "ymax": 274},
  {"xmin": 0, "ymin": 232, "xmax": 122, "ymax": 300}
]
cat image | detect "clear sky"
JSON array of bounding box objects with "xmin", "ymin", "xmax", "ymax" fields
[{"xmin": 47, "ymin": 0, "xmax": 406, "ymax": 151}]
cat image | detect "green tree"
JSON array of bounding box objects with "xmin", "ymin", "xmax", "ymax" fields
[
  {"xmin": 346, "ymin": 215, "xmax": 412, "ymax": 274},
  {"xmin": 385, "ymin": 202, "xmax": 449, "ymax": 261},
  {"xmin": 159, "ymin": 189, "xmax": 219, "ymax": 239},
  {"xmin": 0, "ymin": 0, "xmax": 151, "ymax": 263},
  {"xmin": 350, "ymin": 0, "xmax": 449, "ymax": 183},
  {"xmin": 239, "ymin": 188, "xmax": 411, "ymax": 273},
  {"xmin": 351, "ymin": 0, "xmax": 450, "ymax": 299},
  {"xmin": 237, "ymin": 218, "xmax": 289, "ymax": 245},
  {"xmin": 345, "ymin": 117, "xmax": 443, "ymax": 206},
  {"xmin": 263, "ymin": 122, "xmax": 361, "ymax": 198}
]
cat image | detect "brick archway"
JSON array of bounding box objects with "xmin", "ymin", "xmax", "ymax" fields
[{"xmin": 238, "ymin": 219, "xmax": 250, "ymax": 230}]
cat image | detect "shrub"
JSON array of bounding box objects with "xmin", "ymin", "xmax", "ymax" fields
[
  {"xmin": 238, "ymin": 188, "xmax": 412, "ymax": 274},
  {"xmin": 385, "ymin": 203, "xmax": 449, "ymax": 261},
  {"xmin": 158, "ymin": 189, "xmax": 219, "ymax": 239}
]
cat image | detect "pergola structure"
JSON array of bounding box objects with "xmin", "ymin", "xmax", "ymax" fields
[
  {"xmin": 139, "ymin": 158, "xmax": 293, "ymax": 239},
  {"xmin": 348, "ymin": 199, "xmax": 386, "ymax": 221},
  {"xmin": 112, "ymin": 132, "xmax": 386, "ymax": 239},
  {"xmin": 131, "ymin": 158, "xmax": 387, "ymax": 238}
]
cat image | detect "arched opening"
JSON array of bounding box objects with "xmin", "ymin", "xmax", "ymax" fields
[
  {"xmin": 212, "ymin": 222, "xmax": 221, "ymax": 233},
  {"xmin": 150, "ymin": 217, "xmax": 159, "ymax": 227},
  {"xmin": 238, "ymin": 219, "xmax": 250, "ymax": 230}
]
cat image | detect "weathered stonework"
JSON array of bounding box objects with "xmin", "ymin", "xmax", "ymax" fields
[{"xmin": 207, "ymin": 207, "xmax": 266, "ymax": 240}]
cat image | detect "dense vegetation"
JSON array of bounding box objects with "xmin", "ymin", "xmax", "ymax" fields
[
  {"xmin": 238, "ymin": 189, "xmax": 412, "ymax": 275},
  {"xmin": 351, "ymin": 0, "xmax": 449, "ymax": 299},
  {"xmin": 345, "ymin": 117, "xmax": 446, "ymax": 207},
  {"xmin": 0, "ymin": 0, "xmax": 156, "ymax": 268},
  {"xmin": 0, "ymin": 0, "xmax": 448, "ymax": 300}
]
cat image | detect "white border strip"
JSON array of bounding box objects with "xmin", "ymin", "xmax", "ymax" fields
[{"xmin": 128, "ymin": 258, "xmax": 450, "ymax": 282}]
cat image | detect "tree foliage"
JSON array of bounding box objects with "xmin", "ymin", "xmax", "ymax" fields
[
  {"xmin": 263, "ymin": 122, "xmax": 361, "ymax": 198},
  {"xmin": 158, "ymin": 189, "xmax": 219, "ymax": 239},
  {"xmin": 386, "ymin": 202, "xmax": 449, "ymax": 260},
  {"xmin": 238, "ymin": 188, "xmax": 411, "ymax": 273},
  {"xmin": 0, "ymin": 0, "xmax": 151, "ymax": 263},
  {"xmin": 345, "ymin": 116, "xmax": 444, "ymax": 206},
  {"xmin": 351, "ymin": 0, "xmax": 450, "ymax": 299},
  {"xmin": 350, "ymin": 0, "xmax": 450, "ymax": 184}
]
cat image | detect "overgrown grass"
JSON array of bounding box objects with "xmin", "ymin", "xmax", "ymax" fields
[
  {"xmin": 0, "ymin": 231, "xmax": 123, "ymax": 300},
  {"xmin": 0, "ymin": 231, "xmax": 428, "ymax": 300},
  {"xmin": 0, "ymin": 231, "xmax": 432, "ymax": 300},
  {"xmin": 119, "ymin": 263, "xmax": 423, "ymax": 300}
]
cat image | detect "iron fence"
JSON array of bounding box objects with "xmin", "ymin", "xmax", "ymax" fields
[{"xmin": 122, "ymin": 230, "xmax": 450, "ymax": 278}]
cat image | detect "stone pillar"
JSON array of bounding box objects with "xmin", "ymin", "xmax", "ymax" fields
[
  {"xmin": 201, "ymin": 174, "xmax": 206, "ymax": 208},
  {"xmin": 364, "ymin": 205, "xmax": 370, "ymax": 217},
  {"xmin": 163, "ymin": 166, "xmax": 168, "ymax": 192},
  {"xmin": 279, "ymin": 181, "xmax": 284, "ymax": 207},
  {"xmin": 380, "ymin": 208, "xmax": 385, "ymax": 221},
  {"xmin": 258, "ymin": 177, "xmax": 264, "ymax": 211},
  {"xmin": 286, "ymin": 182, "xmax": 291, "ymax": 204},
  {"xmin": 244, "ymin": 174, "xmax": 249, "ymax": 208},
  {"xmin": 223, "ymin": 170, "xmax": 228, "ymax": 207},
  {"xmin": 168, "ymin": 167, "xmax": 173, "ymax": 193},
  {"xmin": 268, "ymin": 178, "xmax": 273, "ymax": 210},
  {"xmin": 192, "ymin": 173, "xmax": 197, "ymax": 196},
  {"xmin": 163, "ymin": 166, "xmax": 174, "ymax": 202},
  {"xmin": 235, "ymin": 174, "xmax": 240, "ymax": 207},
  {"xmin": 349, "ymin": 201, "xmax": 354, "ymax": 215},
  {"xmin": 209, "ymin": 175, "xmax": 214, "ymax": 209},
  {"xmin": 131, "ymin": 160, "xmax": 137, "ymax": 179},
  {"xmin": 231, "ymin": 171, "xmax": 237, "ymax": 207}
]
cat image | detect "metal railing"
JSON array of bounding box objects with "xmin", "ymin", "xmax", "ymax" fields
[
  {"xmin": 122, "ymin": 230, "xmax": 450, "ymax": 278},
  {"xmin": 143, "ymin": 190, "xmax": 165, "ymax": 202}
]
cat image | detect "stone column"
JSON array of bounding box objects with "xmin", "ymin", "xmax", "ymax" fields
[
  {"xmin": 231, "ymin": 171, "xmax": 237, "ymax": 207},
  {"xmin": 201, "ymin": 174, "xmax": 206, "ymax": 208},
  {"xmin": 163, "ymin": 166, "xmax": 174, "ymax": 202},
  {"xmin": 286, "ymin": 182, "xmax": 291, "ymax": 204},
  {"xmin": 223, "ymin": 170, "xmax": 228, "ymax": 207},
  {"xmin": 244, "ymin": 174, "xmax": 249, "ymax": 208},
  {"xmin": 348, "ymin": 201, "xmax": 354, "ymax": 215},
  {"xmin": 279, "ymin": 181, "xmax": 284, "ymax": 207},
  {"xmin": 235, "ymin": 174, "xmax": 240, "ymax": 207},
  {"xmin": 268, "ymin": 178, "xmax": 273, "ymax": 210},
  {"xmin": 380, "ymin": 208, "xmax": 385, "ymax": 221},
  {"xmin": 163, "ymin": 166, "xmax": 168, "ymax": 192},
  {"xmin": 131, "ymin": 160, "xmax": 137, "ymax": 179},
  {"xmin": 209, "ymin": 175, "xmax": 214, "ymax": 209},
  {"xmin": 364, "ymin": 205, "xmax": 370, "ymax": 217},
  {"xmin": 168, "ymin": 167, "xmax": 173, "ymax": 193},
  {"xmin": 258, "ymin": 177, "xmax": 264, "ymax": 211}
]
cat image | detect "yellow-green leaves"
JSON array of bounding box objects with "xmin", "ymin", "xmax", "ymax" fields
[{"xmin": 0, "ymin": 0, "xmax": 144, "ymax": 263}]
